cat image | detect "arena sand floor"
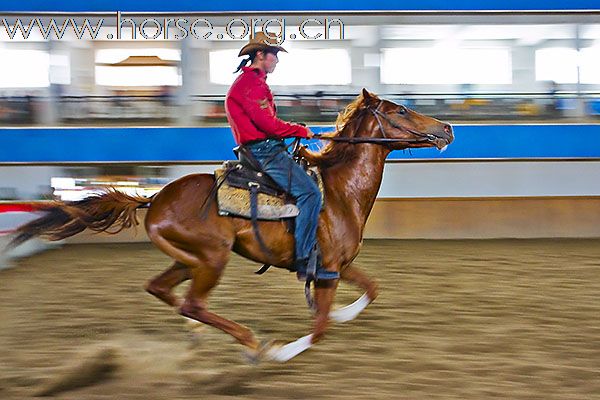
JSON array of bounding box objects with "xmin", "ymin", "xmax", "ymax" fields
[{"xmin": 1, "ymin": 239, "xmax": 599, "ymax": 399}]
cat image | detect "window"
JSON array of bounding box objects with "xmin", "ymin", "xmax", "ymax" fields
[
  {"xmin": 209, "ymin": 48, "xmax": 351, "ymax": 85},
  {"xmin": 209, "ymin": 49, "xmax": 239, "ymax": 85},
  {"xmin": 0, "ymin": 49, "xmax": 49, "ymax": 88},
  {"xmin": 95, "ymin": 48, "xmax": 181, "ymax": 87},
  {"xmin": 381, "ymin": 47, "xmax": 512, "ymax": 85},
  {"xmin": 536, "ymin": 47, "xmax": 600, "ymax": 84},
  {"xmin": 580, "ymin": 47, "xmax": 600, "ymax": 84},
  {"xmin": 535, "ymin": 48, "xmax": 579, "ymax": 84},
  {"xmin": 49, "ymin": 52, "xmax": 70, "ymax": 85},
  {"xmin": 268, "ymin": 49, "xmax": 351, "ymax": 85}
]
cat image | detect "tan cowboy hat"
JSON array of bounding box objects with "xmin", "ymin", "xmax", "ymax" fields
[{"xmin": 238, "ymin": 31, "xmax": 288, "ymax": 57}]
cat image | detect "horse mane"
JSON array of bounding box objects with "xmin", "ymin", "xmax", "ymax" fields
[{"xmin": 305, "ymin": 91, "xmax": 377, "ymax": 168}]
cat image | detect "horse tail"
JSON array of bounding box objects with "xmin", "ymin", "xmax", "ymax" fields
[{"xmin": 7, "ymin": 189, "xmax": 152, "ymax": 249}]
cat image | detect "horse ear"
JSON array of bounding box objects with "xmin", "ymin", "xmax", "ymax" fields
[{"xmin": 361, "ymin": 88, "xmax": 377, "ymax": 106}]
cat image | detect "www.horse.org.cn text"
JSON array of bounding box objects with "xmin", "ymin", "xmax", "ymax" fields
[{"xmin": 0, "ymin": 13, "xmax": 345, "ymax": 42}]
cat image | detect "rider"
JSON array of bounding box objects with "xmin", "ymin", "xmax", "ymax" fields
[{"xmin": 224, "ymin": 31, "xmax": 339, "ymax": 281}]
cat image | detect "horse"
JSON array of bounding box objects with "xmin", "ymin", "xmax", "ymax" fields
[{"xmin": 8, "ymin": 89, "xmax": 453, "ymax": 361}]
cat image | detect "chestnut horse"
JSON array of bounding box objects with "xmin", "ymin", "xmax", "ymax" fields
[{"xmin": 9, "ymin": 89, "xmax": 453, "ymax": 361}]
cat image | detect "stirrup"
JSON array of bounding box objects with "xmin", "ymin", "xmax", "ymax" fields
[
  {"xmin": 294, "ymin": 252, "xmax": 339, "ymax": 282},
  {"xmin": 296, "ymin": 269, "xmax": 340, "ymax": 281}
]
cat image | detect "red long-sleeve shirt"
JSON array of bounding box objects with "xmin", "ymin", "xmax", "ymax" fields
[{"xmin": 225, "ymin": 66, "xmax": 309, "ymax": 145}]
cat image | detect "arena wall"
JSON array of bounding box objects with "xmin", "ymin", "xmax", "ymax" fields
[{"xmin": 3, "ymin": 124, "xmax": 600, "ymax": 240}]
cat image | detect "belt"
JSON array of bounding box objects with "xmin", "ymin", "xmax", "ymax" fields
[{"xmin": 242, "ymin": 137, "xmax": 284, "ymax": 147}]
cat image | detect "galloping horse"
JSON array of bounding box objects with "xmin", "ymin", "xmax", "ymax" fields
[{"xmin": 9, "ymin": 89, "xmax": 453, "ymax": 361}]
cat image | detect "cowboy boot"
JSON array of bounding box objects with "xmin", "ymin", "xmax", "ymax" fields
[{"xmin": 296, "ymin": 243, "xmax": 339, "ymax": 281}]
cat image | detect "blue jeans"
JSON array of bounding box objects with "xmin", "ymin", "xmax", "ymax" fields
[{"xmin": 246, "ymin": 139, "xmax": 322, "ymax": 261}]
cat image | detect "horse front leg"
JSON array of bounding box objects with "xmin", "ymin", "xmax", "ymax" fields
[
  {"xmin": 340, "ymin": 263, "xmax": 378, "ymax": 301},
  {"xmin": 312, "ymin": 279, "xmax": 339, "ymax": 343},
  {"xmin": 257, "ymin": 279, "xmax": 339, "ymax": 363},
  {"xmin": 254, "ymin": 265, "xmax": 378, "ymax": 362},
  {"xmin": 305, "ymin": 262, "xmax": 378, "ymax": 325},
  {"xmin": 324, "ymin": 264, "xmax": 376, "ymax": 324}
]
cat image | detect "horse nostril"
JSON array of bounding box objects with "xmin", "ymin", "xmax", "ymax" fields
[{"xmin": 444, "ymin": 125, "xmax": 453, "ymax": 135}]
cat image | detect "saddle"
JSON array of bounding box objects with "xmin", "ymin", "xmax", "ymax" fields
[
  {"xmin": 214, "ymin": 145, "xmax": 324, "ymax": 221},
  {"xmin": 206, "ymin": 144, "xmax": 329, "ymax": 280}
]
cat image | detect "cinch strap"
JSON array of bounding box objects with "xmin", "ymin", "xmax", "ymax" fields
[{"xmin": 249, "ymin": 182, "xmax": 275, "ymax": 259}]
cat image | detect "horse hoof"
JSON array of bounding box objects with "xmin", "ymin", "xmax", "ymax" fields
[
  {"xmin": 182, "ymin": 317, "xmax": 206, "ymax": 346},
  {"xmin": 242, "ymin": 349, "xmax": 260, "ymax": 365},
  {"xmin": 242, "ymin": 339, "xmax": 282, "ymax": 364},
  {"xmin": 182, "ymin": 315, "xmax": 205, "ymax": 330},
  {"xmin": 261, "ymin": 335, "xmax": 314, "ymax": 362}
]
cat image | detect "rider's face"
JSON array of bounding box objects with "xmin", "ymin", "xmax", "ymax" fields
[{"xmin": 261, "ymin": 52, "xmax": 279, "ymax": 73}]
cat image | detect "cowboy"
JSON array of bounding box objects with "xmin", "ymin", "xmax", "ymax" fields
[{"xmin": 224, "ymin": 31, "xmax": 339, "ymax": 281}]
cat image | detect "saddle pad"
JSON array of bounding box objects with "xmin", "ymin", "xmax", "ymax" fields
[
  {"xmin": 214, "ymin": 167, "xmax": 325, "ymax": 221},
  {"xmin": 215, "ymin": 168, "xmax": 299, "ymax": 220}
]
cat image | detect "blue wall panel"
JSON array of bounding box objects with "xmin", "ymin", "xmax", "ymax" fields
[
  {"xmin": 1, "ymin": 124, "xmax": 599, "ymax": 163},
  {"xmin": 2, "ymin": 0, "xmax": 599, "ymax": 12}
]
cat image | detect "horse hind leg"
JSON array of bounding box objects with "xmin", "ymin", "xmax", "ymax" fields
[
  {"xmin": 147, "ymin": 232, "xmax": 258, "ymax": 349},
  {"xmin": 179, "ymin": 261, "xmax": 260, "ymax": 351},
  {"xmin": 145, "ymin": 261, "xmax": 191, "ymax": 307}
]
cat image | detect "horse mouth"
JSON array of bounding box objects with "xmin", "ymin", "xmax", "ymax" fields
[
  {"xmin": 434, "ymin": 136, "xmax": 452, "ymax": 150},
  {"xmin": 431, "ymin": 129, "xmax": 454, "ymax": 150},
  {"xmin": 404, "ymin": 128, "xmax": 453, "ymax": 150}
]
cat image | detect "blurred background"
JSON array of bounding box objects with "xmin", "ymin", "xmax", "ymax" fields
[
  {"xmin": 1, "ymin": 10, "xmax": 600, "ymax": 239},
  {"xmin": 0, "ymin": 11, "xmax": 600, "ymax": 238},
  {"xmin": 1, "ymin": 16, "xmax": 600, "ymax": 127},
  {"xmin": 1, "ymin": 5, "xmax": 600, "ymax": 400}
]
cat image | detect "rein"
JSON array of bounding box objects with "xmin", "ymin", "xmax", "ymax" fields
[{"xmin": 312, "ymin": 100, "xmax": 440, "ymax": 146}]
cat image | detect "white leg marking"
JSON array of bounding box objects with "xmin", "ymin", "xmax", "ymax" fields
[
  {"xmin": 264, "ymin": 334, "xmax": 314, "ymax": 362},
  {"xmin": 329, "ymin": 293, "xmax": 371, "ymax": 323}
]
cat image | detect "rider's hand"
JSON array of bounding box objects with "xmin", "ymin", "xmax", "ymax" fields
[
  {"xmin": 318, "ymin": 131, "xmax": 336, "ymax": 139},
  {"xmin": 306, "ymin": 128, "xmax": 315, "ymax": 139}
]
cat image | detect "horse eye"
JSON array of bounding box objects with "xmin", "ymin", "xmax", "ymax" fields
[{"xmin": 398, "ymin": 107, "xmax": 407, "ymax": 115}]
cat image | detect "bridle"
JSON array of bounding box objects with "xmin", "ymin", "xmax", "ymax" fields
[{"xmin": 312, "ymin": 100, "xmax": 443, "ymax": 147}]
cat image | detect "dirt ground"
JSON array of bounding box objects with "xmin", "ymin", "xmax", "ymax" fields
[{"xmin": 0, "ymin": 239, "xmax": 599, "ymax": 400}]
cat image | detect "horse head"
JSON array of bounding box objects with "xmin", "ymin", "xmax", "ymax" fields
[
  {"xmin": 303, "ymin": 89, "xmax": 454, "ymax": 167},
  {"xmin": 359, "ymin": 88, "xmax": 454, "ymax": 151}
]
